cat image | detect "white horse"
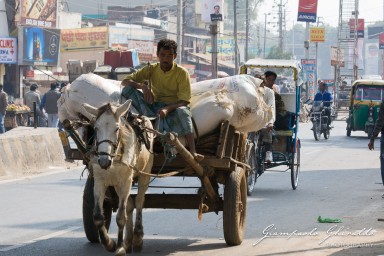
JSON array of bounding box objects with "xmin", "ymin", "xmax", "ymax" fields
[{"xmin": 82, "ymin": 100, "xmax": 154, "ymax": 255}]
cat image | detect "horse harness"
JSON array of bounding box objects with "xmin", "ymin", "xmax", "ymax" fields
[{"xmin": 93, "ymin": 112, "xmax": 152, "ymax": 159}]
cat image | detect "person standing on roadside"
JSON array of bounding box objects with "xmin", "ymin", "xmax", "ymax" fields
[
  {"xmin": 40, "ymin": 83, "xmax": 61, "ymax": 128},
  {"xmin": 0, "ymin": 84, "xmax": 8, "ymax": 133},
  {"xmin": 368, "ymin": 102, "xmax": 384, "ymax": 198}
]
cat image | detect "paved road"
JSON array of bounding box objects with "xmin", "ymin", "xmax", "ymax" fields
[{"xmin": 1, "ymin": 120, "xmax": 384, "ymax": 256}]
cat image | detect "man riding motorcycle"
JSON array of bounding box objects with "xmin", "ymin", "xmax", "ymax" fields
[{"xmin": 313, "ymin": 81, "xmax": 333, "ymax": 127}]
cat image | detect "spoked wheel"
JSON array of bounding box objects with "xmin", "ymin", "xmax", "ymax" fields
[
  {"xmin": 313, "ymin": 121, "xmax": 321, "ymax": 141},
  {"xmin": 83, "ymin": 175, "xmax": 113, "ymax": 243},
  {"xmin": 247, "ymin": 145, "xmax": 257, "ymax": 196},
  {"xmin": 223, "ymin": 167, "xmax": 247, "ymax": 246},
  {"xmin": 290, "ymin": 140, "xmax": 300, "ymax": 190}
]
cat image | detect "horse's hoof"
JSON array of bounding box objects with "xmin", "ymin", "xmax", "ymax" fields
[
  {"xmin": 104, "ymin": 239, "xmax": 116, "ymax": 252},
  {"xmin": 115, "ymin": 247, "xmax": 126, "ymax": 256},
  {"xmin": 133, "ymin": 241, "xmax": 143, "ymax": 252}
]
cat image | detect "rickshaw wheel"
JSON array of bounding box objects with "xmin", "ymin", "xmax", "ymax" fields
[
  {"xmin": 291, "ymin": 140, "xmax": 300, "ymax": 190},
  {"xmin": 83, "ymin": 175, "xmax": 113, "ymax": 243},
  {"xmin": 247, "ymin": 144, "xmax": 257, "ymax": 196},
  {"xmin": 223, "ymin": 166, "xmax": 247, "ymax": 246},
  {"xmin": 313, "ymin": 121, "xmax": 321, "ymax": 141}
]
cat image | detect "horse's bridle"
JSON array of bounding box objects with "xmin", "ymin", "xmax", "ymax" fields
[{"xmin": 95, "ymin": 132, "xmax": 121, "ymax": 158}]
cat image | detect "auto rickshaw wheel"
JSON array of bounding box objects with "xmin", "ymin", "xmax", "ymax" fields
[
  {"xmin": 223, "ymin": 166, "xmax": 247, "ymax": 246},
  {"xmin": 347, "ymin": 128, "xmax": 351, "ymax": 137}
]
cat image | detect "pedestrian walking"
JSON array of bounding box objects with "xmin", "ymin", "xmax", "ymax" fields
[
  {"xmin": 0, "ymin": 84, "xmax": 8, "ymax": 133},
  {"xmin": 40, "ymin": 83, "xmax": 61, "ymax": 128}
]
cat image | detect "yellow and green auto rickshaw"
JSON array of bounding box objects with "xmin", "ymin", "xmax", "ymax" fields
[{"xmin": 346, "ymin": 79, "xmax": 384, "ymax": 138}]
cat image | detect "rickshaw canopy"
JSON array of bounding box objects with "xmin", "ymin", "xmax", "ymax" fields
[
  {"xmin": 350, "ymin": 79, "xmax": 384, "ymax": 104},
  {"xmin": 240, "ymin": 59, "xmax": 302, "ymax": 85}
]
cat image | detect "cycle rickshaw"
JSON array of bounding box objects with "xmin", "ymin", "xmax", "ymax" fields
[{"xmin": 239, "ymin": 59, "xmax": 302, "ymax": 194}]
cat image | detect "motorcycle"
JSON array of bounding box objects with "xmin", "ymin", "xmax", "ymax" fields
[{"xmin": 310, "ymin": 101, "xmax": 333, "ymax": 141}]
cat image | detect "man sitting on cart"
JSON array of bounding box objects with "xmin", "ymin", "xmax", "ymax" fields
[
  {"xmin": 121, "ymin": 39, "xmax": 203, "ymax": 161},
  {"xmin": 314, "ymin": 81, "xmax": 333, "ymax": 127}
]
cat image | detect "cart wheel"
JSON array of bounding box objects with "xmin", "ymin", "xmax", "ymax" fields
[
  {"xmin": 291, "ymin": 140, "xmax": 300, "ymax": 190},
  {"xmin": 82, "ymin": 175, "xmax": 113, "ymax": 243},
  {"xmin": 313, "ymin": 121, "xmax": 321, "ymax": 141},
  {"xmin": 247, "ymin": 145, "xmax": 257, "ymax": 196},
  {"xmin": 223, "ymin": 167, "xmax": 247, "ymax": 246}
]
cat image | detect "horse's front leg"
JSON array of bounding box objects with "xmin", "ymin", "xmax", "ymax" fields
[
  {"xmin": 132, "ymin": 167, "xmax": 151, "ymax": 252},
  {"xmin": 93, "ymin": 178, "xmax": 116, "ymax": 252},
  {"xmin": 114, "ymin": 177, "xmax": 133, "ymax": 256}
]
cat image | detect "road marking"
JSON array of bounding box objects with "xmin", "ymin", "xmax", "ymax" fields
[{"xmin": 0, "ymin": 226, "xmax": 80, "ymax": 252}]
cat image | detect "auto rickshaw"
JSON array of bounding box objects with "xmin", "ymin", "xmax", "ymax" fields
[{"xmin": 346, "ymin": 79, "xmax": 384, "ymax": 138}]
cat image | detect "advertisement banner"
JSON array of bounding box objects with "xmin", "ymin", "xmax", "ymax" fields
[
  {"xmin": 380, "ymin": 33, "xmax": 384, "ymax": 49},
  {"xmin": 365, "ymin": 42, "xmax": 379, "ymax": 75},
  {"xmin": 310, "ymin": 27, "xmax": 325, "ymax": 42},
  {"xmin": 349, "ymin": 19, "xmax": 364, "ymax": 38},
  {"xmin": 20, "ymin": 0, "xmax": 57, "ymax": 28},
  {"xmin": 206, "ymin": 37, "xmax": 235, "ymax": 62},
  {"xmin": 19, "ymin": 26, "xmax": 60, "ymax": 66},
  {"xmin": 0, "ymin": 37, "xmax": 17, "ymax": 64},
  {"xmin": 301, "ymin": 59, "xmax": 316, "ymax": 99},
  {"xmin": 202, "ymin": 0, "xmax": 224, "ymax": 23},
  {"xmin": 330, "ymin": 46, "xmax": 345, "ymax": 67},
  {"xmin": 297, "ymin": 0, "xmax": 318, "ymax": 23},
  {"xmin": 60, "ymin": 27, "xmax": 108, "ymax": 51}
]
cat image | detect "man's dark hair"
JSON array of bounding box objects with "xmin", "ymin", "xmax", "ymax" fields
[
  {"xmin": 264, "ymin": 70, "xmax": 277, "ymax": 79},
  {"xmin": 157, "ymin": 39, "xmax": 177, "ymax": 55},
  {"xmin": 30, "ymin": 84, "xmax": 38, "ymax": 91},
  {"xmin": 50, "ymin": 83, "xmax": 58, "ymax": 90},
  {"xmin": 214, "ymin": 5, "xmax": 220, "ymax": 9}
]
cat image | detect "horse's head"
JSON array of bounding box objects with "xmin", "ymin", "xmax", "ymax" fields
[{"xmin": 82, "ymin": 100, "xmax": 132, "ymax": 169}]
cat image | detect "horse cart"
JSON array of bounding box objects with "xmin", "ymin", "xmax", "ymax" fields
[{"xmin": 62, "ymin": 116, "xmax": 250, "ymax": 246}]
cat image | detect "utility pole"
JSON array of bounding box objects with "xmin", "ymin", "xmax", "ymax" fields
[
  {"xmin": 234, "ymin": 0, "xmax": 238, "ymax": 74},
  {"xmin": 263, "ymin": 13, "xmax": 268, "ymax": 58},
  {"xmin": 181, "ymin": 0, "xmax": 185, "ymax": 63},
  {"xmin": 176, "ymin": 0, "xmax": 182, "ymax": 64},
  {"xmin": 278, "ymin": 0, "xmax": 283, "ymax": 49},
  {"xmin": 245, "ymin": 0, "xmax": 249, "ymax": 61},
  {"xmin": 210, "ymin": 21, "xmax": 218, "ymax": 79}
]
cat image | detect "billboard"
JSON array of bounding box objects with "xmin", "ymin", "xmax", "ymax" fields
[
  {"xmin": 301, "ymin": 59, "xmax": 316, "ymax": 99},
  {"xmin": 330, "ymin": 46, "xmax": 344, "ymax": 67},
  {"xmin": 202, "ymin": 0, "xmax": 224, "ymax": 23},
  {"xmin": 0, "ymin": 37, "xmax": 17, "ymax": 64},
  {"xmin": 20, "ymin": 0, "xmax": 58, "ymax": 28},
  {"xmin": 297, "ymin": 0, "xmax": 318, "ymax": 23},
  {"xmin": 349, "ymin": 19, "xmax": 364, "ymax": 38},
  {"xmin": 18, "ymin": 26, "xmax": 60, "ymax": 66},
  {"xmin": 109, "ymin": 26, "xmax": 154, "ymax": 62},
  {"xmin": 365, "ymin": 42, "xmax": 379, "ymax": 75},
  {"xmin": 310, "ymin": 27, "xmax": 325, "ymax": 42},
  {"xmin": 60, "ymin": 27, "xmax": 108, "ymax": 51}
]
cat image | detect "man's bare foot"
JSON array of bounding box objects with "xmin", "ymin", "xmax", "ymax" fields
[{"xmin": 192, "ymin": 153, "xmax": 204, "ymax": 161}]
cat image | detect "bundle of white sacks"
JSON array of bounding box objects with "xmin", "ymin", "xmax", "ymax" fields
[{"xmin": 58, "ymin": 73, "xmax": 272, "ymax": 137}]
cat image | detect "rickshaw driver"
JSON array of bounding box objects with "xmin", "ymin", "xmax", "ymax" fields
[
  {"xmin": 121, "ymin": 39, "xmax": 203, "ymax": 161},
  {"xmin": 314, "ymin": 81, "xmax": 333, "ymax": 126}
]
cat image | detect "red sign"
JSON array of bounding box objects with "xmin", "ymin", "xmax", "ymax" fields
[
  {"xmin": 297, "ymin": 0, "xmax": 318, "ymax": 23},
  {"xmin": 349, "ymin": 19, "xmax": 364, "ymax": 38},
  {"xmin": 380, "ymin": 33, "xmax": 384, "ymax": 49},
  {"xmin": 26, "ymin": 69, "xmax": 34, "ymax": 78}
]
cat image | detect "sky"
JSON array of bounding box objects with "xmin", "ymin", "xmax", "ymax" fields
[{"xmin": 258, "ymin": 0, "xmax": 384, "ymax": 29}]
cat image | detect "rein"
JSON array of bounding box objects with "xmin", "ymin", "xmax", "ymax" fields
[{"xmin": 96, "ymin": 138, "xmax": 121, "ymax": 158}]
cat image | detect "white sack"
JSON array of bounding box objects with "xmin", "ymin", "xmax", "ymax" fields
[
  {"xmin": 190, "ymin": 75, "xmax": 272, "ymax": 136},
  {"xmin": 58, "ymin": 73, "xmax": 124, "ymax": 122}
]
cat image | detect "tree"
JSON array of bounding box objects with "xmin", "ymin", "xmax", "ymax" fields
[{"xmin": 266, "ymin": 45, "xmax": 292, "ymax": 59}]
